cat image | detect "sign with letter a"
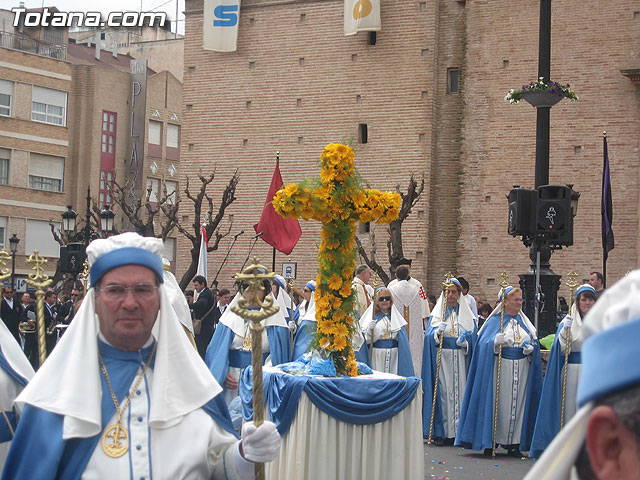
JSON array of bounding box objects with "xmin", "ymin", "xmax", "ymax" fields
[
  {"xmin": 203, "ymin": 0, "xmax": 241, "ymax": 52},
  {"xmin": 344, "ymin": 0, "xmax": 381, "ymax": 36}
]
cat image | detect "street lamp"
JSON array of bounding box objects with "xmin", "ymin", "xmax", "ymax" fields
[
  {"xmin": 99, "ymin": 204, "xmax": 115, "ymax": 236},
  {"xmin": 9, "ymin": 233, "xmax": 19, "ymax": 290},
  {"xmin": 61, "ymin": 205, "xmax": 78, "ymax": 233}
]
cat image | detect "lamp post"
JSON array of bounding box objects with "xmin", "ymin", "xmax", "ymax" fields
[
  {"xmin": 60, "ymin": 187, "xmax": 116, "ymax": 279},
  {"xmin": 9, "ymin": 233, "xmax": 19, "ymax": 290}
]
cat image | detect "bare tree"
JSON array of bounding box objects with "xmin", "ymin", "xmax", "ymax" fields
[
  {"xmin": 176, "ymin": 170, "xmax": 240, "ymax": 290},
  {"xmin": 109, "ymin": 178, "xmax": 179, "ymax": 241},
  {"xmin": 356, "ymin": 174, "xmax": 425, "ymax": 284}
]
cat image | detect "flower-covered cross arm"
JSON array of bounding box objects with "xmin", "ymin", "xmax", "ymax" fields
[
  {"xmin": 354, "ymin": 189, "xmax": 402, "ymax": 224},
  {"xmin": 272, "ymin": 183, "xmax": 329, "ymax": 222}
]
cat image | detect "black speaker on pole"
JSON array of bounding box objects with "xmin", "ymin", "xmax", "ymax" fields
[{"xmin": 507, "ymin": 187, "xmax": 537, "ymax": 236}]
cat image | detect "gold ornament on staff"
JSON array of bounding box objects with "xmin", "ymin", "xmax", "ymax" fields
[
  {"xmin": 0, "ymin": 249, "xmax": 12, "ymax": 279},
  {"xmin": 560, "ymin": 271, "xmax": 579, "ymax": 429},
  {"xmin": 492, "ymin": 272, "xmax": 509, "ymax": 457},
  {"xmin": 80, "ymin": 259, "xmax": 90, "ymax": 295},
  {"xmin": 428, "ymin": 271, "xmax": 454, "ymax": 445},
  {"xmin": 25, "ymin": 251, "xmax": 53, "ymax": 368},
  {"xmin": 231, "ymin": 258, "xmax": 279, "ymax": 480}
]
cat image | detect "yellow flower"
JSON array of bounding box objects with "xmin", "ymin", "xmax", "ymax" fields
[
  {"xmin": 283, "ymin": 184, "xmax": 298, "ymax": 196},
  {"xmin": 333, "ymin": 335, "xmax": 347, "ymax": 350},
  {"xmin": 327, "ymin": 274, "xmax": 343, "ymax": 290},
  {"xmin": 339, "ymin": 282, "xmax": 353, "ymax": 298}
]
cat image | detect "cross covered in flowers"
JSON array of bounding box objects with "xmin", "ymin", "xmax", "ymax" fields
[{"xmin": 273, "ymin": 143, "xmax": 401, "ymax": 376}]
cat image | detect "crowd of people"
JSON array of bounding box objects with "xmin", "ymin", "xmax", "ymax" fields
[{"xmin": 0, "ymin": 230, "xmax": 627, "ymax": 480}]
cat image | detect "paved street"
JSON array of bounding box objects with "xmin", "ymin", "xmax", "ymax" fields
[{"xmin": 424, "ymin": 444, "xmax": 534, "ymax": 480}]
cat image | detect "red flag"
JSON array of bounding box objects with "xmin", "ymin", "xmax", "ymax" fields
[{"xmin": 254, "ymin": 160, "xmax": 301, "ymax": 255}]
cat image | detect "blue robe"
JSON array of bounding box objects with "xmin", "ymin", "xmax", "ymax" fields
[
  {"xmin": 455, "ymin": 313, "xmax": 542, "ymax": 451},
  {"xmin": 2, "ymin": 340, "xmax": 236, "ymax": 480},
  {"xmin": 421, "ymin": 308, "xmax": 477, "ymax": 439},
  {"xmin": 205, "ymin": 323, "xmax": 291, "ymax": 389},
  {"xmin": 529, "ymin": 323, "xmax": 581, "ymax": 458},
  {"xmin": 291, "ymin": 320, "xmax": 317, "ymax": 362},
  {"xmin": 392, "ymin": 326, "xmax": 414, "ymax": 377},
  {"xmin": 0, "ymin": 345, "xmax": 29, "ymax": 444}
]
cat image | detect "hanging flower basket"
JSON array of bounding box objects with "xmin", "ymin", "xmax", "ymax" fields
[{"xmin": 505, "ymin": 78, "xmax": 578, "ymax": 106}]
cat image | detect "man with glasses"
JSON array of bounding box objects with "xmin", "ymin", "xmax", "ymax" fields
[
  {"xmin": 1, "ymin": 287, "xmax": 21, "ymax": 346},
  {"xmin": 3, "ymin": 232, "xmax": 280, "ymax": 479}
]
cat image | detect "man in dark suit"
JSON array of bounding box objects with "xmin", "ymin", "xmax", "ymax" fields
[
  {"xmin": 189, "ymin": 275, "xmax": 215, "ymax": 359},
  {"xmin": 1, "ymin": 286, "xmax": 22, "ymax": 345},
  {"xmin": 212, "ymin": 288, "xmax": 231, "ymax": 330},
  {"xmin": 42, "ymin": 290, "xmax": 58, "ymax": 355}
]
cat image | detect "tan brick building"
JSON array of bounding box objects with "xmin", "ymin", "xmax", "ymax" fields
[
  {"xmin": 0, "ymin": 9, "xmax": 183, "ymax": 288},
  {"xmin": 179, "ymin": 0, "xmax": 640, "ymax": 303}
]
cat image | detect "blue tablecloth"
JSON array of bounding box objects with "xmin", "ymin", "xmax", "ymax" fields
[{"xmin": 240, "ymin": 367, "xmax": 421, "ymax": 435}]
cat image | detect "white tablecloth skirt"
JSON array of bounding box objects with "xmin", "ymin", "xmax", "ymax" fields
[{"xmin": 265, "ymin": 388, "xmax": 424, "ymax": 480}]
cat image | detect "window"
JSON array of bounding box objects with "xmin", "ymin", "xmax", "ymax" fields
[
  {"xmin": 99, "ymin": 170, "xmax": 113, "ymax": 206},
  {"xmin": 146, "ymin": 177, "xmax": 160, "ymax": 203},
  {"xmin": 32, "ymin": 86, "xmax": 67, "ymax": 126},
  {"xmin": 447, "ymin": 68, "xmax": 459, "ymax": 94},
  {"xmin": 0, "ymin": 148, "xmax": 9, "ymax": 185},
  {"xmin": 0, "ymin": 79, "xmax": 13, "ymax": 117},
  {"xmin": 163, "ymin": 238, "xmax": 175, "ymax": 262},
  {"xmin": 101, "ymin": 111, "xmax": 117, "ymax": 155},
  {"xmin": 358, "ymin": 123, "xmax": 368, "ymax": 144},
  {"xmin": 166, "ymin": 124, "xmax": 180, "ymax": 161},
  {"xmin": 29, "ymin": 153, "xmax": 64, "ymax": 192},
  {"xmin": 26, "ymin": 219, "xmax": 60, "ymax": 258},
  {"xmin": 0, "ymin": 217, "xmax": 6, "ymax": 249},
  {"xmin": 148, "ymin": 120, "xmax": 162, "ymax": 158},
  {"xmin": 167, "ymin": 124, "xmax": 179, "ymax": 148},
  {"xmin": 166, "ymin": 180, "xmax": 177, "ymax": 204},
  {"xmin": 43, "ymin": 27, "xmax": 64, "ymax": 45},
  {"xmin": 149, "ymin": 121, "xmax": 162, "ymax": 145}
]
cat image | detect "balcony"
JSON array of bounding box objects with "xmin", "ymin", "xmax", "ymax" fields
[{"xmin": 0, "ymin": 31, "xmax": 67, "ymax": 61}]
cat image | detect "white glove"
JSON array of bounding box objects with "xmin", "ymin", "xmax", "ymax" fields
[
  {"xmin": 240, "ymin": 421, "xmax": 281, "ymax": 463},
  {"xmin": 435, "ymin": 321, "xmax": 447, "ymax": 334},
  {"xmin": 561, "ymin": 315, "xmax": 573, "ymax": 330},
  {"xmin": 288, "ymin": 320, "xmax": 297, "ymax": 333},
  {"xmin": 368, "ymin": 319, "xmax": 377, "ymax": 332},
  {"xmin": 456, "ymin": 337, "xmax": 467, "ymax": 348},
  {"xmin": 522, "ymin": 342, "xmax": 535, "ymax": 355},
  {"xmin": 494, "ymin": 332, "xmax": 513, "ymax": 347}
]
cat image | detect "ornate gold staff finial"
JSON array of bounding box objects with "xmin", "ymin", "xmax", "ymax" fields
[
  {"xmin": 492, "ymin": 271, "xmax": 509, "ymax": 457},
  {"xmin": 560, "ymin": 271, "xmax": 580, "ymax": 429},
  {"xmin": 230, "ymin": 257, "xmax": 279, "ymax": 480},
  {"xmin": 81, "ymin": 259, "xmax": 90, "ymax": 295},
  {"xmin": 25, "ymin": 251, "xmax": 53, "ymax": 368},
  {"xmin": 0, "ymin": 249, "xmax": 11, "ymax": 281}
]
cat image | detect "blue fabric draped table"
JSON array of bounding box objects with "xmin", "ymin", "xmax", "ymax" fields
[{"xmin": 239, "ymin": 366, "xmax": 425, "ymax": 480}]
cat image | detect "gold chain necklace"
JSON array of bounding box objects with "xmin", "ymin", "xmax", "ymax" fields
[
  {"xmin": 98, "ymin": 341, "xmax": 157, "ymax": 458},
  {"xmin": 447, "ymin": 306, "xmax": 457, "ymax": 336},
  {"xmin": 512, "ymin": 318, "xmax": 523, "ymax": 344}
]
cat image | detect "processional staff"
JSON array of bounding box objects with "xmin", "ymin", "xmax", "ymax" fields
[
  {"xmin": 492, "ymin": 272, "xmax": 509, "ymax": 457},
  {"xmin": 231, "ymin": 258, "xmax": 279, "ymax": 480},
  {"xmin": 561, "ymin": 271, "xmax": 579, "ymax": 429},
  {"xmin": 288, "ymin": 278, "xmax": 295, "ymax": 350},
  {"xmin": 369, "ymin": 273, "xmax": 381, "ymax": 366},
  {"xmin": 80, "ymin": 259, "xmax": 90, "ymax": 295},
  {"xmin": 25, "ymin": 251, "xmax": 53, "ymax": 368},
  {"xmin": 428, "ymin": 272, "xmax": 454, "ymax": 445}
]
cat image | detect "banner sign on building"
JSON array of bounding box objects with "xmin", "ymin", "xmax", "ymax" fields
[
  {"xmin": 203, "ymin": 0, "xmax": 241, "ymax": 52},
  {"xmin": 128, "ymin": 59, "xmax": 147, "ymax": 200},
  {"xmin": 344, "ymin": 0, "xmax": 381, "ymax": 36}
]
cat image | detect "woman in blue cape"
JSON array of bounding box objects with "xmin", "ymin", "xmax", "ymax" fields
[
  {"xmin": 455, "ymin": 286, "xmax": 542, "ymax": 457},
  {"xmin": 529, "ymin": 284, "xmax": 596, "ymax": 458},
  {"xmin": 205, "ymin": 279, "xmax": 290, "ymax": 404},
  {"xmin": 359, "ymin": 288, "xmax": 414, "ymax": 376},
  {"xmin": 422, "ymin": 278, "xmax": 477, "ymax": 445},
  {"xmin": 290, "ymin": 281, "xmax": 317, "ymax": 361}
]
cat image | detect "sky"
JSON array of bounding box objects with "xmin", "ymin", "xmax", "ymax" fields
[{"xmin": 0, "ymin": 0, "xmax": 186, "ymax": 34}]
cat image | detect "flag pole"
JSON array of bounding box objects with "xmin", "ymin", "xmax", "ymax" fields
[{"xmin": 603, "ymin": 131, "xmax": 607, "ymax": 288}]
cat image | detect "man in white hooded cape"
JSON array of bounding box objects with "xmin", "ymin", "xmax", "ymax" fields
[{"xmin": 2, "ymin": 233, "xmax": 280, "ymax": 480}]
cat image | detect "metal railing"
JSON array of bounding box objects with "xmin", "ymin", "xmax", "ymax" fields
[{"xmin": 0, "ymin": 31, "xmax": 67, "ymax": 61}]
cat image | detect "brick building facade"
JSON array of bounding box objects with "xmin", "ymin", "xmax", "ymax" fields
[{"xmin": 179, "ymin": 0, "xmax": 640, "ymax": 303}]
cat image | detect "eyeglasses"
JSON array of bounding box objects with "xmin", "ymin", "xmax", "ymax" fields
[
  {"xmin": 378, "ymin": 296, "xmax": 392, "ymax": 302},
  {"xmin": 70, "ymin": 293, "xmax": 78, "ymax": 297},
  {"xmin": 98, "ymin": 283, "xmax": 158, "ymax": 300}
]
